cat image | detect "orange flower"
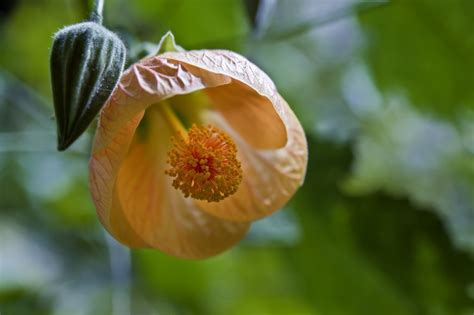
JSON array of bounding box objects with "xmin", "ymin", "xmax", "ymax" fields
[{"xmin": 89, "ymin": 33, "xmax": 308, "ymax": 259}]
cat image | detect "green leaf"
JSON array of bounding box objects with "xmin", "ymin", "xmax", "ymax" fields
[
  {"xmin": 109, "ymin": 0, "xmax": 250, "ymax": 50},
  {"xmin": 292, "ymin": 137, "xmax": 474, "ymax": 315},
  {"xmin": 359, "ymin": 0, "xmax": 474, "ymax": 119},
  {"xmin": 344, "ymin": 100, "xmax": 474, "ymax": 253}
]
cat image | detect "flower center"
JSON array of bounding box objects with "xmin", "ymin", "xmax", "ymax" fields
[{"xmin": 165, "ymin": 124, "xmax": 242, "ymax": 202}]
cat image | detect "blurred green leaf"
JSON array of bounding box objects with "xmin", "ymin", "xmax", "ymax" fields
[
  {"xmin": 244, "ymin": 209, "xmax": 301, "ymax": 246},
  {"xmin": 0, "ymin": 1, "xmax": 82, "ymax": 97},
  {"xmin": 291, "ymin": 137, "xmax": 474, "ymax": 315},
  {"xmin": 345, "ymin": 100, "xmax": 474, "ymax": 253},
  {"xmin": 108, "ymin": 0, "xmax": 250, "ymax": 50},
  {"xmin": 359, "ymin": 0, "xmax": 474, "ymax": 119}
]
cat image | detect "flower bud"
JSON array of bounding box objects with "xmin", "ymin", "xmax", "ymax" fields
[{"xmin": 50, "ymin": 21, "xmax": 126, "ymax": 151}]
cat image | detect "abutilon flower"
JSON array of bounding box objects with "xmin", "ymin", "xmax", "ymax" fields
[{"xmin": 89, "ymin": 34, "xmax": 308, "ymax": 259}]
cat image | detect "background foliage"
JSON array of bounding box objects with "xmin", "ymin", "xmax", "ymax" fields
[{"xmin": 0, "ymin": 1, "xmax": 473, "ymax": 315}]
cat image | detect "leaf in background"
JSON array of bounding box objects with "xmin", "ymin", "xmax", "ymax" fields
[
  {"xmin": 247, "ymin": 0, "xmax": 366, "ymax": 142},
  {"xmin": 0, "ymin": 1, "xmax": 82, "ymax": 97},
  {"xmin": 292, "ymin": 138, "xmax": 474, "ymax": 315},
  {"xmin": 0, "ymin": 221, "xmax": 61, "ymax": 291},
  {"xmin": 242, "ymin": 209, "xmax": 301, "ymax": 247},
  {"xmin": 344, "ymin": 97, "xmax": 474, "ymax": 253},
  {"xmin": 0, "ymin": 71, "xmax": 52, "ymax": 131},
  {"xmin": 359, "ymin": 0, "xmax": 474, "ymax": 119},
  {"xmin": 108, "ymin": 0, "xmax": 250, "ymax": 50},
  {"xmin": 243, "ymin": 0, "xmax": 260, "ymax": 29}
]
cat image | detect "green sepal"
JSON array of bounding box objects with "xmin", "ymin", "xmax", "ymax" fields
[{"xmin": 154, "ymin": 31, "xmax": 184, "ymax": 54}]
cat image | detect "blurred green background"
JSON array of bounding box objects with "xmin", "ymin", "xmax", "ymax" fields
[{"xmin": 1, "ymin": 0, "xmax": 473, "ymax": 314}]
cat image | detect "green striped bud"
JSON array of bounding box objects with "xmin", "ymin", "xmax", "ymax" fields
[{"xmin": 50, "ymin": 21, "xmax": 125, "ymax": 151}]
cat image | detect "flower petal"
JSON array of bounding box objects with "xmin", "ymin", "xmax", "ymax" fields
[
  {"xmin": 161, "ymin": 50, "xmax": 288, "ymax": 149},
  {"xmin": 114, "ymin": 109, "xmax": 249, "ymax": 258},
  {"xmin": 92, "ymin": 56, "xmax": 230, "ymax": 152},
  {"xmin": 89, "ymin": 110, "xmax": 147, "ymax": 247},
  {"xmin": 89, "ymin": 56, "xmax": 249, "ymax": 258},
  {"xmin": 195, "ymin": 95, "xmax": 308, "ymax": 222}
]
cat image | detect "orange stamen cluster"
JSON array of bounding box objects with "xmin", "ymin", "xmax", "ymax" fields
[{"xmin": 165, "ymin": 124, "xmax": 242, "ymax": 202}]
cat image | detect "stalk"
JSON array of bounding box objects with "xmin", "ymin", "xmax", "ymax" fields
[{"xmin": 90, "ymin": 0, "xmax": 105, "ymax": 24}]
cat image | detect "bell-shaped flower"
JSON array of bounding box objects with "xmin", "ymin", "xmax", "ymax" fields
[{"xmin": 89, "ymin": 33, "xmax": 308, "ymax": 259}]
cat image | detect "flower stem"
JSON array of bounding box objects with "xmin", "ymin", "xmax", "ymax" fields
[{"xmin": 90, "ymin": 0, "xmax": 105, "ymax": 24}]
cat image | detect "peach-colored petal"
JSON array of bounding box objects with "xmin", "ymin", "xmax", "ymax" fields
[
  {"xmin": 89, "ymin": 110, "xmax": 147, "ymax": 246},
  {"xmin": 89, "ymin": 56, "xmax": 249, "ymax": 258},
  {"xmin": 90, "ymin": 56, "xmax": 228, "ymax": 221},
  {"xmin": 114, "ymin": 109, "xmax": 249, "ymax": 258},
  {"xmin": 92, "ymin": 56, "xmax": 229, "ymax": 153},
  {"xmin": 161, "ymin": 50, "xmax": 288, "ymax": 149},
  {"xmin": 195, "ymin": 96, "xmax": 308, "ymax": 222}
]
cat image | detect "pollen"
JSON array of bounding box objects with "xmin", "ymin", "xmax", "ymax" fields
[{"xmin": 165, "ymin": 124, "xmax": 243, "ymax": 202}]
